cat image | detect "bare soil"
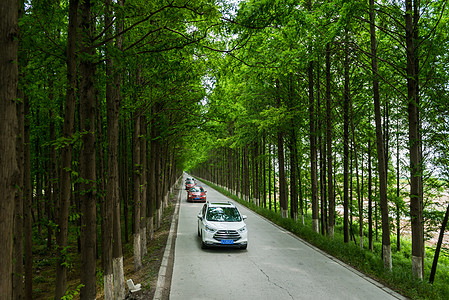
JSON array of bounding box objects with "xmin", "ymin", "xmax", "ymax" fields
[{"xmin": 32, "ymin": 193, "xmax": 178, "ymax": 300}]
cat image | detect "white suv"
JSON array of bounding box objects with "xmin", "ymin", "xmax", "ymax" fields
[{"xmin": 197, "ymin": 201, "xmax": 248, "ymax": 249}]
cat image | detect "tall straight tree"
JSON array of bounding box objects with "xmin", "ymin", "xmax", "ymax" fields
[
  {"xmin": 23, "ymin": 96, "xmax": 32, "ymax": 300},
  {"xmin": 133, "ymin": 112, "xmax": 142, "ymax": 271},
  {"xmin": 405, "ymin": 0, "xmax": 423, "ymax": 279},
  {"xmin": 343, "ymin": 43, "xmax": 350, "ymax": 243},
  {"xmin": 350, "ymin": 109, "xmax": 363, "ymax": 248},
  {"xmin": 368, "ymin": 138, "xmax": 373, "ymax": 251},
  {"xmin": 14, "ymin": 33, "xmax": 25, "ymax": 300},
  {"xmin": 79, "ymin": 0, "xmax": 98, "ymax": 297},
  {"xmin": 112, "ymin": 1, "xmax": 125, "ymax": 298},
  {"xmin": 103, "ymin": 0, "xmax": 121, "ymax": 297},
  {"xmin": 308, "ymin": 0, "xmax": 319, "ymax": 233},
  {"xmin": 369, "ymin": 0, "xmax": 392, "ymax": 270},
  {"xmin": 0, "ymin": 0, "xmax": 19, "ymax": 297},
  {"xmin": 276, "ymin": 79, "xmax": 288, "ymax": 218},
  {"xmin": 326, "ymin": 42, "xmax": 335, "ymax": 238},
  {"xmin": 14, "ymin": 88, "xmax": 24, "ymax": 300},
  {"xmin": 149, "ymin": 112, "xmax": 158, "ymax": 240},
  {"xmin": 140, "ymin": 115, "xmax": 148, "ymax": 259},
  {"xmin": 288, "ymin": 75, "xmax": 298, "ymax": 220},
  {"xmin": 55, "ymin": 0, "xmax": 78, "ymax": 297}
]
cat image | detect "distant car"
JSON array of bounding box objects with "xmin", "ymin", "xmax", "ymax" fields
[
  {"xmin": 197, "ymin": 201, "xmax": 248, "ymax": 249},
  {"xmin": 185, "ymin": 180, "xmax": 195, "ymax": 190},
  {"xmin": 187, "ymin": 186, "xmax": 207, "ymax": 202}
]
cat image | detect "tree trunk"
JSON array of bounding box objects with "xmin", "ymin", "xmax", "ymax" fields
[
  {"xmin": 97, "ymin": 93, "xmax": 105, "ymax": 266},
  {"xmin": 350, "ymin": 103, "xmax": 363, "ymax": 248},
  {"xmin": 309, "ymin": 60, "xmax": 319, "ymax": 232},
  {"xmin": 112, "ymin": 1, "xmax": 125, "ymax": 297},
  {"xmin": 48, "ymin": 107, "xmax": 57, "ymax": 250},
  {"xmin": 396, "ymin": 117, "xmax": 401, "ymax": 251},
  {"xmin": 318, "ymin": 94, "xmax": 326, "ymax": 235},
  {"xmin": 276, "ymin": 80, "xmax": 288, "ymax": 218},
  {"xmin": 369, "ymin": 0, "xmax": 392, "ymax": 270},
  {"xmin": 103, "ymin": 0, "xmax": 118, "ymax": 296},
  {"xmin": 343, "ymin": 47, "xmax": 350, "ymax": 243},
  {"xmin": 149, "ymin": 116, "xmax": 158, "ymax": 239},
  {"xmin": 79, "ymin": 0, "xmax": 98, "ymax": 297},
  {"xmin": 429, "ymin": 202, "xmax": 449, "ymax": 284},
  {"xmin": 262, "ymin": 134, "xmax": 267, "ymax": 208},
  {"xmin": 155, "ymin": 136, "xmax": 162, "ymax": 229},
  {"xmin": 289, "ymin": 129, "xmax": 298, "ymax": 221},
  {"xmin": 368, "ymin": 139, "xmax": 373, "ymax": 251},
  {"xmin": 316, "ymin": 59, "xmax": 327, "ymax": 236},
  {"xmin": 23, "ymin": 94, "xmax": 33, "ymax": 300},
  {"xmin": 273, "ymin": 144, "xmax": 277, "ymax": 213},
  {"xmin": 119, "ymin": 117, "xmax": 129, "ymax": 243},
  {"xmin": 326, "ymin": 42, "xmax": 335, "ymax": 238},
  {"xmin": 244, "ymin": 147, "xmax": 250, "ymax": 202},
  {"xmin": 140, "ymin": 115, "xmax": 148, "ymax": 259},
  {"xmin": 14, "ymin": 4, "xmax": 26, "ymax": 298},
  {"xmin": 35, "ymin": 110, "xmax": 42, "ymax": 233},
  {"xmin": 289, "ymin": 76, "xmax": 298, "ymax": 221},
  {"xmin": 251, "ymin": 143, "xmax": 256, "ymax": 204},
  {"xmin": 19, "ymin": 3, "xmax": 33, "ymax": 295},
  {"xmin": 14, "ymin": 91, "xmax": 24, "ymax": 300},
  {"xmin": 268, "ymin": 144, "xmax": 272, "ymax": 210},
  {"xmin": 298, "ymin": 149, "xmax": 304, "ymax": 224},
  {"xmin": 55, "ymin": 0, "xmax": 78, "ymax": 298},
  {"xmin": 133, "ymin": 113, "xmax": 142, "ymax": 271},
  {"xmin": 405, "ymin": 0, "xmax": 423, "ymax": 279},
  {"xmin": 0, "ymin": 1, "xmax": 19, "ymax": 297}
]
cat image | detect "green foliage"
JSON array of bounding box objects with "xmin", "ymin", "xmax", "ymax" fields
[
  {"xmin": 15, "ymin": 0, "xmax": 449, "ymax": 298},
  {"xmin": 61, "ymin": 284, "xmax": 84, "ymax": 300}
]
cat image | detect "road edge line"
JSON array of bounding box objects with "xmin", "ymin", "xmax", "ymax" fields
[{"xmin": 153, "ymin": 186, "xmax": 181, "ymax": 300}]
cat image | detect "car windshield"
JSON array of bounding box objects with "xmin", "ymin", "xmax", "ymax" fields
[
  {"xmin": 206, "ymin": 207, "xmax": 242, "ymax": 222},
  {"xmin": 190, "ymin": 187, "xmax": 203, "ymax": 192},
  {"xmin": 186, "ymin": 180, "xmax": 194, "ymax": 185}
]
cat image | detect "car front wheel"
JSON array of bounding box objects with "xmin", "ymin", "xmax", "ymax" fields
[{"xmin": 200, "ymin": 230, "xmax": 207, "ymax": 249}]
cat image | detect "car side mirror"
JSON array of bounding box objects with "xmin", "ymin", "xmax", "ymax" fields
[
  {"xmin": 197, "ymin": 214, "xmax": 203, "ymax": 221},
  {"xmin": 242, "ymin": 215, "xmax": 247, "ymax": 220}
]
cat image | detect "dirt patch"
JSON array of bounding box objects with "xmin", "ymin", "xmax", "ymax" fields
[{"xmin": 118, "ymin": 194, "xmax": 179, "ymax": 300}]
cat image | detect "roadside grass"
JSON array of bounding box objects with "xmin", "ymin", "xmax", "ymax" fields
[{"xmin": 205, "ymin": 181, "xmax": 449, "ymax": 300}]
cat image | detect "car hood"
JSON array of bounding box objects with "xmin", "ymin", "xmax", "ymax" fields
[{"xmin": 205, "ymin": 221, "xmax": 246, "ymax": 230}]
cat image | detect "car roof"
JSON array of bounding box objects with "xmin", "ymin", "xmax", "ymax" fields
[
  {"xmin": 189, "ymin": 186, "xmax": 203, "ymax": 190},
  {"xmin": 207, "ymin": 201, "xmax": 235, "ymax": 208}
]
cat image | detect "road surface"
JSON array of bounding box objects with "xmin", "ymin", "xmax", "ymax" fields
[{"xmin": 166, "ymin": 176, "xmax": 405, "ymax": 300}]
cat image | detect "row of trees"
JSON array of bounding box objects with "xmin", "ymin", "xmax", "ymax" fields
[
  {"xmin": 190, "ymin": 0, "xmax": 449, "ymax": 285},
  {"xmin": 1, "ymin": 0, "xmax": 225, "ymax": 299}
]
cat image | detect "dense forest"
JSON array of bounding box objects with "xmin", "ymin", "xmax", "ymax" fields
[{"xmin": 1, "ymin": 0, "xmax": 448, "ymax": 299}]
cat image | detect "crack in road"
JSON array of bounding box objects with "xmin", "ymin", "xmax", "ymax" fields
[{"xmin": 249, "ymin": 257, "xmax": 294, "ymax": 300}]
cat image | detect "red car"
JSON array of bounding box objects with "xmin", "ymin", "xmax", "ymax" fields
[
  {"xmin": 187, "ymin": 186, "xmax": 207, "ymax": 202},
  {"xmin": 185, "ymin": 179, "xmax": 196, "ymax": 190}
]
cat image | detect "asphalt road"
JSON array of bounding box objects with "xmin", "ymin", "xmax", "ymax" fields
[{"xmin": 168, "ymin": 176, "xmax": 405, "ymax": 300}]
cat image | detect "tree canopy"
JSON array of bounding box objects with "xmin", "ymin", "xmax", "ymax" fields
[{"xmin": 1, "ymin": 0, "xmax": 449, "ymax": 299}]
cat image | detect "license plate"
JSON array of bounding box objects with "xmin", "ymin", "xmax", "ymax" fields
[
  {"xmin": 221, "ymin": 239, "xmax": 234, "ymax": 245},
  {"xmin": 195, "ymin": 197, "xmax": 200, "ymax": 200}
]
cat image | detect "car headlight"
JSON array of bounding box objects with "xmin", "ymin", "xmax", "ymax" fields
[
  {"xmin": 237, "ymin": 226, "xmax": 247, "ymax": 233},
  {"xmin": 205, "ymin": 225, "xmax": 216, "ymax": 233}
]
